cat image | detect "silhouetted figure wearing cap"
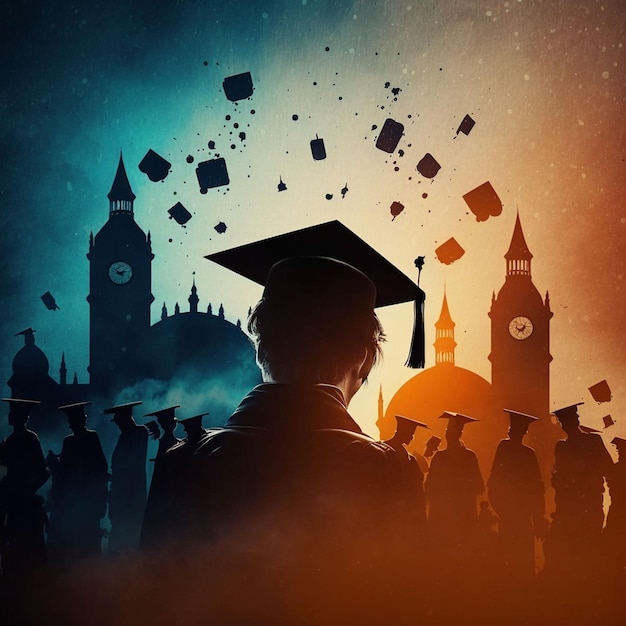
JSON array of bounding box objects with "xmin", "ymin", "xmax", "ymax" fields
[
  {"xmin": 176, "ymin": 223, "xmax": 424, "ymax": 623},
  {"xmin": 141, "ymin": 413, "xmax": 210, "ymax": 551},
  {"xmin": 0, "ymin": 399, "xmax": 49, "ymax": 578},
  {"xmin": 604, "ymin": 437, "xmax": 626, "ymax": 576},
  {"xmin": 106, "ymin": 401, "xmax": 148, "ymax": 553},
  {"xmin": 424, "ymin": 412, "xmax": 484, "ymax": 581},
  {"xmin": 488, "ymin": 410, "xmax": 546, "ymax": 586},
  {"xmin": 383, "ymin": 415, "xmax": 428, "ymax": 529},
  {"xmin": 49, "ymin": 402, "xmax": 108, "ymax": 561},
  {"xmin": 545, "ymin": 403, "xmax": 614, "ymax": 584},
  {"xmin": 140, "ymin": 406, "xmax": 182, "ymax": 550}
]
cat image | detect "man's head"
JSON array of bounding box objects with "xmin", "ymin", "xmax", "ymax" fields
[
  {"xmin": 59, "ymin": 401, "xmax": 90, "ymax": 433},
  {"xmin": 552, "ymin": 403, "xmax": 583, "ymax": 437},
  {"xmin": 104, "ymin": 401, "xmax": 142, "ymax": 431},
  {"xmin": 504, "ymin": 409, "xmax": 538, "ymax": 443},
  {"xmin": 3, "ymin": 398, "xmax": 40, "ymax": 429},
  {"xmin": 247, "ymin": 256, "xmax": 385, "ymax": 386}
]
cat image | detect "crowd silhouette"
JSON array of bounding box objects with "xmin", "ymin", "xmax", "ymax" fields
[{"xmin": 1, "ymin": 224, "xmax": 625, "ymax": 625}]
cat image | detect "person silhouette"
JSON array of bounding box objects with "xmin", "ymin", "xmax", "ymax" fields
[
  {"xmin": 49, "ymin": 402, "xmax": 109, "ymax": 561},
  {"xmin": 545, "ymin": 402, "xmax": 614, "ymax": 583},
  {"xmin": 178, "ymin": 222, "xmax": 426, "ymax": 622},
  {"xmin": 382, "ymin": 414, "xmax": 429, "ymax": 528},
  {"xmin": 105, "ymin": 401, "xmax": 148, "ymax": 554},
  {"xmin": 487, "ymin": 409, "xmax": 546, "ymax": 585},
  {"xmin": 144, "ymin": 405, "xmax": 181, "ymax": 462},
  {"xmin": 603, "ymin": 436, "xmax": 626, "ymax": 575},
  {"xmin": 0, "ymin": 398, "xmax": 50, "ymax": 578}
]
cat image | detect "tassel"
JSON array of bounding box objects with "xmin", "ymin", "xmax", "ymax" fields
[{"xmin": 405, "ymin": 257, "xmax": 426, "ymax": 368}]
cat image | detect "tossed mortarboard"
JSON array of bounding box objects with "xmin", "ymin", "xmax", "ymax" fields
[
  {"xmin": 144, "ymin": 405, "xmax": 180, "ymax": 424},
  {"xmin": 416, "ymin": 153, "xmax": 441, "ymax": 179},
  {"xmin": 222, "ymin": 72, "xmax": 254, "ymax": 102},
  {"xmin": 463, "ymin": 181, "xmax": 503, "ymax": 222},
  {"xmin": 310, "ymin": 135, "xmax": 327, "ymax": 161},
  {"xmin": 41, "ymin": 291, "xmax": 60, "ymax": 311},
  {"xmin": 2, "ymin": 398, "xmax": 41, "ymax": 416},
  {"xmin": 435, "ymin": 237, "xmax": 465, "ymax": 265},
  {"xmin": 139, "ymin": 149, "xmax": 171, "ymax": 182},
  {"xmin": 456, "ymin": 114, "xmax": 476, "ymax": 136},
  {"xmin": 168, "ymin": 202, "xmax": 192, "ymax": 226},
  {"xmin": 588, "ymin": 380, "xmax": 612, "ymax": 403},
  {"xmin": 196, "ymin": 158, "xmax": 230, "ymax": 193},
  {"xmin": 439, "ymin": 411, "xmax": 479, "ymax": 427},
  {"xmin": 205, "ymin": 220, "xmax": 426, "ymax": 368},
  {"xmin": 552, "ymin": 402, "xmax": 584, "ymax": 423},
  {"xmin": 603, "ymin": 415, "xmax": 615, "ymax": 428},
  {"xmin": 58, "ymin": 401, "xmax": 91, "ymax": 419},
  {"xmin": 375, "ymin": 118, "xmax": 404, "ymax": 153},
  {"xmin": 104, "ymin": 401, "xmax": 142, "ymax": 421},
  {"xmin": 395, "ymin": 415, "xmax": 429, "ymax": 433}
]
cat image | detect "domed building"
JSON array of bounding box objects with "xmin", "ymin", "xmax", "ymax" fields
[
  {"xmin": 6, "ymin": 155, "xmax": 260, "ymax": 432},
  {"xmin": 378, "ymin": 291, "xmax": 507, "ymax": 481}
]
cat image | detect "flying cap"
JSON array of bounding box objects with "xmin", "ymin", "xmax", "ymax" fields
[
  {"xmin": 424, "ymin": 435, "xmax": 442, "ymax": 456},
  {"xmin": 2, "ymin": 398, "xmax": 41, "ymax": 417},
  {"xmin": 144, "ymin": 405, "xmax": 180, "ymax": 424},
  {"xmin": 205, "ymin": 220, "xmax": 426, "ymax": 368},
  {"xmin": 58, "ymin": 401, "xmax": 91, "ymax": 419},
  {"xmin": 395, "ymin": 415, "xmax": 429, "ymax": 433},
  {"xmin": 552, "ymin": 403, "xmax": 584, "ymax": 423},
  {"xmin": 439, "ymin": 411, "xmax": 479, "ymax": 427},
  {"xmin": 104, "ymin": 401, "xmax": 142, "ymax": 421}
]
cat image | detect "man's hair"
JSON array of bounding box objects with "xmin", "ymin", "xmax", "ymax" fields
[{"xmin": 247, "ymin": 298, "xmax": 385, "ymax": 384}]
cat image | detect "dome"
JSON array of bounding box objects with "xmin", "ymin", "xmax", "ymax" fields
[
  {"xmin": 12, "ymin": 343, "xmax": 50, "ymax": 377},
  {"xmin": 380, "ymin": 363, "xmax": 507, "ymax": 480}
]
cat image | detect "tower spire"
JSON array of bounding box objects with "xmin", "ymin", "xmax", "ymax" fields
[
  {"xmin": 505, "ymin": 211, "xmax": 532, "ymax": 277},
  {"xmin": 434, "ymin": 288, "xmax": 457, "ymax": 365},
  {"xmin": 107, "ymin": 152, "xmax": 136, "ymax": 216}
]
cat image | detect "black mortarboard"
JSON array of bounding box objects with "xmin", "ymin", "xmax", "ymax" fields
[
  {"xmin": 41, "ymin": 291, "xmax": 60, "ymax": 311},
  {"xmin": 58, "ymin": 401, "xmax": 91, "ymax": 420},
  {"xmin": 579, "ymin": 425, "xmax": 601, "ymax": 434},
  {"xmin": 144, "ymin": 405, "xmax": 180, "ymax": 425},
  {"xmin": 104, "ymin": 401, "xmax": 142, "ymax": 421},
  {"xmin": 603, "ymin": 415, "xmax": 615, "ymax": 428},
  {"xmin": 310, "ymin": 135, "xmax": 327, "ymax": 161},
  {"xmin": 2, "ymin": 398, "xmax": 40, "ymax": 417},
  {"xmin": 504, "ymin": 409, "xmax": 538, "ymax": 426},
  {"xmin": 395, "ymin": 415, "xmax": 429, "ymax": 434},
  {"xmin": 416, "ymin": 153, "xmax": 441, "ymax": 179},
  {"xmin": 179, "ymin": 413, "xmax": 209, "ymax": 431},
  {"xmin": 196, "ymin": 158, "xmax": 230, "ymax": 193},
  {"xmin": 588, "ymin": 380, "xmax": 612, "ymax": 403},
  {"xmin": 205, "ymin": 220, "xmax": 426, "ymax": 368},
  {"xmin": 222, "ymin": 72, "xmax": 254, "ymax": 101},
  {"xmin": 439, "ymin": 411, "xmax": 479, "ymax": 427},
  {"xmin": 15, "ymin": 328, "xmax": 35, "ymax": 339},
  {"xmin": 552, "ymin": 403, "xmax": 584, "ymax": 423},
  {"xmin": 424, "ymin": 435, "xmax": 442, "ymax": 455},
  {"xmin": 139, "ymin": 149, "xmax": 171, "ymax": 183},
  {"xmin": 456, "ymin": 114, "xmax": 476, "ymax": 136},
  {"xmin": 375, "ymin": 118, "xmax": 404, "ymax": 153},
  {"xmin": 168, "ymin": 202, "xmax": 192, "ymax": 225}
]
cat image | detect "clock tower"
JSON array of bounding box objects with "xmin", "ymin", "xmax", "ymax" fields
[
  {"xmin": 488, "ymin": 212, "xmax": 552, "ymax": 418},
  {"xmin": 87, "ymin": 154, "xmax": 155, "ymax": 395}
]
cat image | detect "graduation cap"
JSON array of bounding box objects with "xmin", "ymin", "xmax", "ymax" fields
[
  {"xmin": 394, "ymin": 415, "xmax": 429, "ymax": 436},
  {"xmin": 15, "ymin": 327, "xmax": 36, "ymax": 340},
  {"xmin": 144, "ymin": 405, "xmax": 179, "ymax": 425},
  {"xmin": 1, "ymin": 398, "xmax": 41, "ymax": 417},
  {"xmin": 205, "ymin": 220, "xmax": 426, "ymax": 368},
  {"xmin": 579, "ymin": 424, "xmax": 602, "ymax": 434},
  {"xmin": 310, "ymin": 135, "xmax": 327, "ymax": 161},
  {"xmin": 214, "ymin": 221, "xmax": 227, "ymax": 234},
  {"xmin": 456, "ymin": 114, "xmax": 476, "ymax": 136},
  {"xmin": 58, "ymin": 401, "xmax": 91, "ymax": 420},
  {"xmin": 168, "ymin": 202, "xmax": 192, "ymax": 226},
  {"xmin": 390, "ymin": 201, "xmax": 405, "ymax": 220},
  {"xmin": 551, "ymin": 402, "xmax": 583, "ymax": 423},
  {"xmin": 463, "ymin": 182, "xmax": 503, "ymax": 222},
  {"xmin": 104, "ymin": 401, "xmax": 142, "ymax": 421},
  {"xmin": 196, "ymin": 158, "xmax": 230, "ymax": 193},
  {"xmin": 435, "ymin": 238, "xmax": 465, "ymax": 265},
  {"xmin": 503, "ymin": 408, "xmax": 538, "ymax": 426},
  {"xmin": 375, "ymin": 118, "xmax": 404, "ymax": 153},
  {"xmin": 222, "ymin": 71, "xmax": 254, "ymax": 102},
  {"xmin": 416, "ymin": 153, "xmax": 441, "ymax": 179},
  {"xmin": 179, "ymin": 412, "xmax": 209, "ymax": 432},
  {"xmin": 139, "ymin": 149, "xmax": 171, "ymax": 182},
  {"xmin": 603, "ymin": 415, "xmax": 615, "ymax": 429},
  {"xmin": 41, "ymin": 291, "xmax": 60, "ymax": 311},
  {"xmin": 439, "ymin": 411, "xmax": 479, "ymax": 428},
  {"xmin": 588, "ymin": 380, "xmax": 612, "ymax": 403}
]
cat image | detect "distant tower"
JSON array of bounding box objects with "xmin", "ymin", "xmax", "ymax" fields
[
  {"xmin": 86, "ymin": 154, "xmax": 155, "ymax": 395},
  {"xmin": 488, "ymin": 212, "xmax": 553, "ymax": 418},
  {"xmin": 434, "ymin": 289, "xmax": 457, "ymax": 366},
  {"xmin": 188, "ymin": 278, "xmax": 199, "ymax": 313}
]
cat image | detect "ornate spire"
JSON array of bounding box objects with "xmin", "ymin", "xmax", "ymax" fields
[
  {"xmin": 505, "ymin": 211, "xmax": 532, "ymax": 277},
  {"xmin": 161, "ymin": 302, "xmax": 168, "ymax": 321},
  {"xmin": 188, "ymin": 277, "xmax": 199, "ymax": 313},
  {"xmin": 60, "ymin": 352, "xmax": 67, "ymax": 386},
  {"xmin": 107, "ymin": 152, "xmax": 136, "ymax": 216},
  {"xmin": 434, "ymin": 289, "xmax": 457, "ymax": 366}
]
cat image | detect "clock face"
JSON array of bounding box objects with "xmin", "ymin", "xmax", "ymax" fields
[
  {"xmin": 108, "ymin": 261, "xmax": 133, "ymax": 285},
  {"xmin": 509, "ymin": 316, "xmax": 533, "ymax": 340}
]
